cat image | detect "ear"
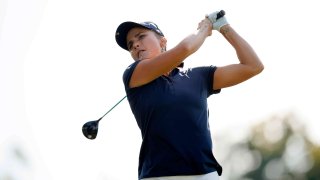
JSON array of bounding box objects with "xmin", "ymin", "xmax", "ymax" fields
[{"xmin": 160, "ymin": 37, "xmax": 167, "ymax": 49}]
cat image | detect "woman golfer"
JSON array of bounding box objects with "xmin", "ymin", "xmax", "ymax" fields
[{"xmin": 115, "ymin": 10, "xmax": 264, "ymax": 180}]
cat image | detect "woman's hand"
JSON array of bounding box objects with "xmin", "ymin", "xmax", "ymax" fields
[
  {"xmin": 206, "ymin": 10, "xmax": 229, "ymax": 32},
  {"xmin": 198, "ymin": 18, "xmax": 213, "ymax": 37}
]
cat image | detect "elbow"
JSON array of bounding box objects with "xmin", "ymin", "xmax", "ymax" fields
[
  {"xmin": 257, "ymin": 60, "xmax": 264, "ymax": 73},
  {"xmin": 252, "ymin": 61, "xmax": 264, "ymax": 75}
]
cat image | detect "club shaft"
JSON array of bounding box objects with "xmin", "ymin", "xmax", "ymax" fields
[
  {"xmin": 98, "ymin": 96, "xmax": 127, "ymax": 121},
  {"xmin": 96, "ymin": 11, "xmax": 224, "ymax": 122}
]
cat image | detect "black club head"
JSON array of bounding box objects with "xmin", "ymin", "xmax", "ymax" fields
[{"xmin": 82, "ymin": 120, "xmax": 99, "ymax": 140}]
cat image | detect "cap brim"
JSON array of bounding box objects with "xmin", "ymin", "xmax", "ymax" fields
[{"xmin": 115, "ymin": 21, "xmax": 146, "ymax": 51}]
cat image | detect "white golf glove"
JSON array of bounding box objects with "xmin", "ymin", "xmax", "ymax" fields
[{"xmin": 207, "ymin": 10, "xmax": 229, "ymax": 32}]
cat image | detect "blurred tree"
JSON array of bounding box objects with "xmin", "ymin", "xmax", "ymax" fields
[{"xmin": 218, "ymin": 112, "xmax": 320, "ymax": 180}]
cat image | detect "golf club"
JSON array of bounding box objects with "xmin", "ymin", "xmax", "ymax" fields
[
  {"xmin": 82, "ymin": 96, "xmax": 127, "ymax": 140},
  {"xmin": 81, "ymin": 10, "xmax": 225, "ymax": 140},
  {"xmin": 216, "ymin": 10, "xmax": 225, "ymax": 19}
]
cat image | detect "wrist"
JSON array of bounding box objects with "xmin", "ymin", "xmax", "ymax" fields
[
  {"xmin": 197, "ymin": 19, "xmax": 213, "ymax": 37},
  {"xmin": 220, "ymin": 24, "xmax": 231, "ymax": 35}
]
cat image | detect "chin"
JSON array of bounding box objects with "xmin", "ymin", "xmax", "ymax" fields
[{"xmin": 139, "ymin": 57, "xmax": 149, "ymax": 61}]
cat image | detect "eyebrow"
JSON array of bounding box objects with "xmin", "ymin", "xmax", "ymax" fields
[{"xmin": 127, "ymin": 31, "xmax": 144, "ymax": 50}]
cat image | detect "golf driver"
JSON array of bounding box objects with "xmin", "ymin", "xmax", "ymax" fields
[
  {"xmin": 81, "ymin": 10, "xmax": 225, "ymax": 140},
  {"xmin": 82, "ymin": 96, "xmax": 127, "ymax": 140}
]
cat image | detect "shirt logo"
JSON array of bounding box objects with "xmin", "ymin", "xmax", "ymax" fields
[{"xmin": 179, "ymin": 68, "xmax": 192, "ymax": 78}]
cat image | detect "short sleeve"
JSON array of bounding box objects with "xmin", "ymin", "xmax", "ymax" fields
[
  {"xmin": 122, "ymin": 60, "xmax": 141, "ymax": 91},
  {"xmin": 208, "ymin": 66, "xmax": 221, "ymax": 95}
]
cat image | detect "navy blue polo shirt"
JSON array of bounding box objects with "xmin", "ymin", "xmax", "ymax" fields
[{"xmin": 123, "ymin": 61, "xmax": 222, "ymax": 179}]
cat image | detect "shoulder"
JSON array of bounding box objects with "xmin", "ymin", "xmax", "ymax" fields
[
  {"xmin": 122, "ymin": 61, "xmax": 141, "ymax": 89},
  {"xmin": 123, "ymin": 61, "xmax": 140, "ymax": 77}
]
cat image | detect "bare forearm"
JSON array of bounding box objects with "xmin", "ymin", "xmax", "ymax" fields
[
  {"xmin": 220, "ymin": 25, "xmax": 264, "ymax": 73},
  {"xmin": 180, "ymin": 24, "xmax": 211, "ymax": 55},
  {"xmin": 130, "ymin": 20, "xmax": 212, "ymax": 88},
  {"xmin": 152, "ymin": 19, "xmax": 212, "ymax": 72},
  {"xmin": 152, "ymin": 27, "xmax": 210, "ymax": 71}
]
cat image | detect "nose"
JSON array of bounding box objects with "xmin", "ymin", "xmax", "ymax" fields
[{"xmin": 132, "ymin": 41, "xmax": 140, "ymax": 50}]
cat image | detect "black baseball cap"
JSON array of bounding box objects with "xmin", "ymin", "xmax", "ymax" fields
[{"xmin": 115, "ymin": 21, "xmax": 164, "ymax": 51}]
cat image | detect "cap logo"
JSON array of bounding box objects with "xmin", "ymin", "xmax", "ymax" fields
[{"xmin": 141, "ymin": 21, "xmax": 163, "ymax": 36}]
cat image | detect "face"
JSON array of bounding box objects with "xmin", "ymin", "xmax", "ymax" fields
[{"xmin": 126, "ymin": 27, "xmax": 166, "ymax": 61}]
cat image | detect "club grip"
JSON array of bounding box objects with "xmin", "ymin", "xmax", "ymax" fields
[{"xmin": 216, "ymin": 10, "xmax": 225, "ymax": 19}]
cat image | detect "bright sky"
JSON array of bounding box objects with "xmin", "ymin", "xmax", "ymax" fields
[{"xmin": 1, "ymin": 0, "xmax": 320, "ymax": 179}]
